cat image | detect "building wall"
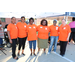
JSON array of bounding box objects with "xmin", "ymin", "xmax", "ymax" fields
[
  {"xmin": 1, "ymin": 18, "xmax": 20, "ymax": 28},
  {"xmin": 36, "ymin": 16, "xmax": 72, "ymax": 26}
]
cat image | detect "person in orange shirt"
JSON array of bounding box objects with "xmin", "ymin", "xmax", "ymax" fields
[
  {"xmin": 16, "ymin": 16, "xmax": 27, "ymax": 56},
  {"xmin": 27, "ymin": 17, "xmax": 37, "ymax": 56},
  {"xmin": 7, "ymin": 17, "xmax": 18, "ymax": 60},
  {"xmin": 59, "ymin": 19, "xmax": 71, "ymax": 56},
  {"xmin": 48, "ymin": 19, "xmax": 59, "ymax": 54},
  {"xmin": 37, "ymin": 19, "xmax": 49, "ymax": 54}
]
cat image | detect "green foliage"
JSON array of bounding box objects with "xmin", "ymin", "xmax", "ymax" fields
[{"xmin": 67, "ymin": 21, "xmax": 72, "ymax": 24}]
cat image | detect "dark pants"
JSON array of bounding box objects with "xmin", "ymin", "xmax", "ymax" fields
[
  {"xmin": 0, "ymin": 38, "xmax": 3, "ymax": 45},
  {"xmin": 12, "ymin": 39, "xmax": 17, "ymax": 58},
  {"xmin": 69, "ymin": 32, "xmax": 75, "ymax": 42},
  {"xmin": 18, "ymin": 37, "xmax": 27, "ymax": 50},
  {"xmin": 60, "ymin": 41, "xmax": 68, "ymax": 55}
]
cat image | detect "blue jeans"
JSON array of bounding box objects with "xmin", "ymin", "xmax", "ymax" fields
[
  {"xmin": 0, "ymin": 38, "xmax": 3, "ymax": 45},
  {"xmin": 29, "ymin": 40, "xmax": 36, "ymax": 50},
  {"xmin": 48, "ymin": 36, "xmax": 58, "ymax": 53}
]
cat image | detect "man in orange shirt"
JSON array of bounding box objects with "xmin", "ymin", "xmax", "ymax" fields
[
  {"xmin": 16, "ymin": 16, "xmax": 27, "ymax": 56},
  {"xmin": 7, "ymin": 17, "xmax": 18, "ymax": 60},
  {"xmin": 59, "ymin": 19, "xmax": 71, "ymax": 56},
  {"xmin": 48, "ymin": 19, "xmax": 59, "ymax": 54},
  {"xmin": 27, "ymin": 17, "xmax": 37, "ymax": 56}
]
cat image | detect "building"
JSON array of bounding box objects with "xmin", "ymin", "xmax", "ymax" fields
[
  {"xmin": 0, "ymin": 18, "xmax": 20, "ymax": 27},
  {"xmin": 36, "ymin": 16, "xmax": 72, "ymax": 26}
]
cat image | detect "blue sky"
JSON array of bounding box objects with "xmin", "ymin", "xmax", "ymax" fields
[{"xmin": 0, "ymin": 12, "xmax": 65, "ymax": 18}]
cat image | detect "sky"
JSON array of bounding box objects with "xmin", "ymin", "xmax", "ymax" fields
[{"xmin": 0, "ymin": 12, "xmax": 65, "ymax": 18}]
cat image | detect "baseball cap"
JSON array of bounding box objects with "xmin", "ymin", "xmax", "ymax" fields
[{"xmin": 53, "ymin": 19, "xmax": 57, "ymax": 23}]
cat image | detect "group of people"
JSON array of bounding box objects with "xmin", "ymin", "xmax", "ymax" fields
[{"xmin": 7, "ymin": 16, "xmax": 71, "ymax": 60}]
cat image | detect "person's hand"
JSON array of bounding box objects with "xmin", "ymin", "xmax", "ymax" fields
[
  {"xmin": 10, "ymin": 39, "xmax": 12, "ymax": 43},
  {"xmin": 67, "ymin": 37, "xmax": 69, "ymax": 41}
]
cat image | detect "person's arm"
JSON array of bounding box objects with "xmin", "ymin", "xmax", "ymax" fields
[
  {"xmin": 67, "ymin": 33, "xmax": 71, "ymax": 41},
  {"xmin": 7, "ymin": 31, "xmax": 12, "ymax": 43},
  {"xmin": 67, "ymin": 25, "xmax": 71, "ymax": 41}
]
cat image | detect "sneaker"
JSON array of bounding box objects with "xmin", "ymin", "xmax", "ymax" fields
[
  {"xmin": 47, "ymin": 52, "xmax": 50, "ymax": 54},
  {"xmin": 30, "ymin": 53, "xmax": 32, "ymax": 56},
  {"xmin": 73, "ymin": 41, "xmax": 74, "ymax": 44},
  {"xmin": 22, "ymin": 53, "xmax": 25, "ymax": 56},
  {"xmin": 53, "ymin": 51, "xmax": 56, "ymax": 54}
]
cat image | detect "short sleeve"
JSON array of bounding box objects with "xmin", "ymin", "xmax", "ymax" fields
[
  {"xmin": 26, "ymin": 25, "xmax": 28, "ymax": 32},
  {"xmin": 7, "ymin": 25, "xmax": 11, "ymax": 31},
  {"xmin": 58, "ymin": 26, "xmax": 60, "ymax": 32},
  {"xmin": 36, "ymin": 26, "xmax": 39, "ymax": 31},
  {"xmin": 49, "ymin": 26, "xmax": 51, "ymax": 32},
  {"xmin": 68, "ymin": 25, "xmax": 71, "ymax": 33}
]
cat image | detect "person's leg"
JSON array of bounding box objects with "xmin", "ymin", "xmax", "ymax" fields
[
  {"xmin": 48, "ymin": 36, "xmax": 55, "ymax": 53},
  {"xmin": 12, "ymin": 39, "xmax": 18, "ymax": 59},
  {"xmin": 22, "ymin": 37, "xmax": 27, "ymax": 55},
  {"xmin": 62, "ymin": 41, "xmax": 68, "ymax": 56},
  {"xmin": 18, "ymin": 38, "xmax": 22, "ymax": 55},
  {"xmin": 73, "ymin": 32, "xmax": 75, "ymax": 44},
  {"xmin": 33, "ymin": 40, "xmax": 36, "ymax": 56},
  {"xmin": 38, "ymin": 48, "xmax": 40, "ymax": 53},
  {"xmin": 60, "ymin": 41, "xmax": 63, "ymax": 55},
  {"xmin": 29, "ymin": 41, "xmax": 33, "ymax": 56},
  {"xmin": 0, "ymin": 38, "xmax": 2, "ymax": 45},
  {"xmin": 0, "ymin": 38, "xmax": 3, "ymax": 45},
  {"xmin": 69, "ymin": 32, "xmax": 73, "ymax": 42},
  {"xmin": 53, "ymin": 36, "xmax": 58, "ymax": 52},
  {"xmin": 44, "ymin": 48, "xmax": 46, "ymax": 52}
]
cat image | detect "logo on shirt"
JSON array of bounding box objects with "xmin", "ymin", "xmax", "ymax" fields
[
  {"xmin": 63, "ymin": 27, "xmax": 66, "ymax": 29},
  {"xmin": 33, "ymin": 27, "xmax": 35, "ymax": 28},
  {"xmin": 45, "ymin": 28, "xmax": 47, "ymax": 30},
  {"xmin": 40, "ymin": 27, "xmax": 42, "ymax": 28},
  {"xmin": 24, "ymin": 26, "xmax": 26, "ymax": 27},
  {"xmin": 56, "ymin": 27, "xmax": 58, "ymax": 30},
  {"xmin": 29, "ymin": 27, "xmax": 31, "ymax": 28},
  {"xmin": 16, "ymin": 27, "xmax": 17, "ymax": 29}
]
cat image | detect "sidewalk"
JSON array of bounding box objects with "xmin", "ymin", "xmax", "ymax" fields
[{"xmin": 0, "ymin": 41, "xmax": 75, "ymax": 62}]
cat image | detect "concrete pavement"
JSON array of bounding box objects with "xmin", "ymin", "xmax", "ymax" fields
[{"xmin": 0, "ymin": 41, "xmax": 75, "ymax": 62}]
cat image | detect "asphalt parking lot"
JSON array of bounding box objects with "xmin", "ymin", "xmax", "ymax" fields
[{"xmin": 0, "ymin": 41, "xmax": 75, "ymax": 62}]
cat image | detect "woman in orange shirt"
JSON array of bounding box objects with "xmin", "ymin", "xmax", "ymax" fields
[
  {"xmin": 48, "ymin": 19, "xmax": 59, "ymax": 54},
  {"xmin": 59, "ymin": 19, "xmax": 71, "ymax": 56},
  {"xmin": 37, "ymin": 19, "xmax": 49, "ymax": 54},
  {"xmin": 16, "ymin": 16, "xmax": 27, "ymax": 56},
  {"xmin": 27, "ymin": 18, "xmax": 37, "ymax": 56},
  {"xmin": 7, "ymin": 17, "xmax": 18, "ymax": 60}
]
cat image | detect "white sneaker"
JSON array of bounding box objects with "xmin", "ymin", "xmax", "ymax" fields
[
  {"xmin": 52, "ymin": 51, "xmax": 56, "ymax": 54},
  {"xmin": 47, "ymin": 52, "xmax": 50, "ymax": 54},
  {"xmin": 73, "ymin": 41, "xmax": 74, "ymax": 44}
]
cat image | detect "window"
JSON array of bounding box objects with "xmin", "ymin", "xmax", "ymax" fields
[{"xmin": 1, "ymin": 18, "xmax": 5, "ymax": 22}]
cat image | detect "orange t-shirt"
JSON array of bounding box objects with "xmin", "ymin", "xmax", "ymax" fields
[
  {"xmin": 27, "ymin": 24, "xmax": 37, "ymax": 41},
  {"xmin": 37, "ymin": 25, "xmax": 50, "ymax": 39},
  {"xmin": 16, "ymin": 22, "xmax": 27, "ymax": 38},
  {"xmin": 49, "ymin": 25, "xmax": 59, "ymax": 36},
  {"xmin": 59, "ymin": 24, "xmax": 71, "ymax": 41},
  {"xmin": 7, "ymin": 23, "xmax": 18, "ymax": 39}
]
